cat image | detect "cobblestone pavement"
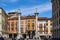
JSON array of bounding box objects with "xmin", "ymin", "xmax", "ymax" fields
[
  {"xmin": 25, "ymin": 39, "xmax": 34, "ymax": 40},
  {"xmin": 5, "ymin": 38, "xmax": 42, "ymax": 40},
  {"xmin": 4, "ymin": 38, "xmax": 12, "ymax": 40}
]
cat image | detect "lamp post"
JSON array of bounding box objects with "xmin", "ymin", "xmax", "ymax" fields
[
  {"xmin": 17, "ymin": 9, "xmax": 22, "ymax": 39},
  {"xmin": 35, "ymin": 8, "xmax": 39, "ymax": 39}
]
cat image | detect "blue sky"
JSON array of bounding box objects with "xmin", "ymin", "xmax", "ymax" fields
[{"xmin": 0, "ymin": 0, "xmax": 52, "ymax": 18}]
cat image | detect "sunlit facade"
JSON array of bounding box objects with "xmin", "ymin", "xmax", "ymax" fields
[
  {"xmin": 38, "ymin": 18, "xmax": 52, "ymax": 38},
  {"xmin": 0, "ymin": 8, "xmax": 8, "ymax": 37},
  {"xmin": 8, "ymin": 12, "xmax": 52, "ymax": 39}
]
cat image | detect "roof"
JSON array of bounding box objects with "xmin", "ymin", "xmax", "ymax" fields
[
  {"xmin": 38, "ymin": 17, "xmax": 52, "ymax": 21},
  {"xmin": 8, "ymin": 16, "xmax": 52, "ymax": 20},
  {"xmin": 8, "ymin": 12, "xmax": 17, "ymax": 14},
  {"xmin": 0, "ymin": 7, "xmax": 8, "ymax": 17},
  {"xmin": 8, "ymin": 12, "xmax": 52, "ymax": 20}
]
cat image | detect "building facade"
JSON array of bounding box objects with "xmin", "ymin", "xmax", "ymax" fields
[
  {"xmin": 52, "ymin": 0, "xmax": 60, "ymax": 40},
  {"xmin": 8, "ymin": 13, "xmax": 36, "ymax": 38},
  {"xmin": 38, "ymin": 18, "xmax": 52, "ymax": 38},
  {"xmin": 26, "ymin": 15, "xmax": 36, "ymax": 38},
  {"xmin": 8, "ymin": 12, "xmax": 27, "ymax": 38},
  {"xmin": 8, "ymin": 12, "xmax": 52, "ymax": 39},
  {"xmin": 0, "ymin": 8, "xmax": 8, "ymax": 37}
]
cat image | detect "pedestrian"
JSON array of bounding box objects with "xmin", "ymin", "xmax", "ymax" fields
[
  {"xmin": 27, "ymin": 38, "xmax": 28, "ymax": 40},
  {"xmin": 0, "ymin": 34, "xmax": 4, "ymax": 40}
]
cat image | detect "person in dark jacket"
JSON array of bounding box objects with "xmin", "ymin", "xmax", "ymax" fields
[{"xmin": 0, "ymin": 36, "xmax": 4, "ymax": 40}]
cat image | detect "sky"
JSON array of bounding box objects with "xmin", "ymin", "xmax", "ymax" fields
[{"xmin": 0, "ymin": 0, "xmax": 52, "ymax": 18}]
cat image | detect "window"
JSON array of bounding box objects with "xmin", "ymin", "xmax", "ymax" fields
[
  {"xmin": 50, "ymin": 28, "xmax": 52, "ymax": 34},
  {"xmin": 28, "ymin": 23, "xmax": 30, "ymax": 30},
  {"xmin": 46, "ymin": 23, "xmax": 48, "ymax": 26},
  {"xmin": 16, "ymin": 22, "xmax": 18, "ymax": 27},
  {"xmin": 39, "ymin": 24, "xmax": 42, "ymax": 28},
  {"xmin": 11, "ymin": 22, "xmax": 14, "ymax": 27},
  {"xmin": 40, "ymin": 31, "xmax": 43, "ymax": 34},
  {"xmin": 28, "ymin": 20, "xmax": 30, "ymax": 22},
  {"xmin": 32, "ymin": 23, "xmax": 34, "ymax": 29},
  {"xmin": 39, "ymin": 27, "xmax": 43, "ymax": 34},
  {"xmin": 12, "ymin": 28, "xmax": 14, "ymax": 32},
  {"xmin": 21, "ymin": 21, "xmax": 23, "ymax": 24},
  {"xmin": 11, "ymin": 22, "xmax": 14, "ymax": 32},
  {"xmin": 32, "ymin": 20, "xmax": 34, "ymax": 23},
  {"xmin": 20, "ymin": 25, "xmax": 23, "ymax": 33},
  {"xmin": 2, "ymin": 16, "xmax": 5, "ymax": 23},
  {"xmin": 46, "ymin": 20, "xmax": 48, "ymax": 22},
  {"xmin": 44, "ymin": 28, "xmax": 48, "ymax": 34},
  {"xmin": 44, "ymin": 24, "xmax": 46, "ymax": 26},
  {"xmin": 50, "ymin": 23, "xmax": 52, "ymax": 25},
  {"xmin": 20, "ymin": 27, "xmax": 23, "ymax": 33},
  {"xmin": 8, "ymin": 22, "xmax": 10, "ymax": 31},
  {"xmin": 39, "ymin": 24, "xmax": 43, "ymax": 32},
  {"xmin": 21, "ymin": 25, "xmax": 23, "ymax": 27},
  {"xmin": 25, "ymin": 21, "xmax": 27, "ymax": 24}
]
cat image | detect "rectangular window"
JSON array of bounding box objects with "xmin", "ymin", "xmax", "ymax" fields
[
  {"xmin": 39, "ymin": 28, "xmax": 43, "ymax": 34},
  {"xmin": 12, "ymin": 28, "xmax": 14, "ymax": 32},
  {"xmin": 21, "ymin": 25, "xmax": 23, "ymax": 27},
  {"xmin": 28, "ymin": 23, "xmax": 30, "ymax": 30},
  {"xmin": 40, "ymin": 31, "xmax": 43, "ymax": 34},
  {"xmin": 32, "ymin": 23, "xmax": 34, "ymax": 29},
  {"xmin": 50, "ymin": 28, "xmax": 52, "ymax": 34},
  {"xmin": 11, "ymin": 22, "xmax": 14, "ymax": 27},
  {"xmin": 32, "ymin": 20, "xmax": 34, "ymax": 22},
  {"xmin": 16, "ymin": 22, "xmax": 18, "ymax": 27},
  {"xmin": 20, "ymin": 27, "xmax": 23, "ymax": 33},
  {"xmin": 46, "ymin": 23, "xmax": 48, "ymax": 26},
  {"xmin": 50, "ymin": 23, "xmax": 52, "ymax": 25},
  {"xmin": 21, "ymin": 21, "xmax": 23, "ymax": 24},
  {"xmin": 16, "ymin": 22, "xmax": 18, "ymax": 32},
  {"xmin": 28, "ymin": 20, "xmax": 30, "ymax": 22},
  {"xmin": 39, "ymin": 24, "xmax": 42, "ymax": 28},
  {"xmin": 39, "ymin": 24, "xmax": 43, "ymax": 33},
  {"xmin": 44, "ymin": 28, "xmax": 48, "ymax": 34},
  {"xmin": 11, "ymin": 22, "xmax": 14, "ymax": 31}
]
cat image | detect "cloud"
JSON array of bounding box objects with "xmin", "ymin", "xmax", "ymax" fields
[{"xmin": 6, "ymin": 2, "xmax": 52, "ymax": 16}]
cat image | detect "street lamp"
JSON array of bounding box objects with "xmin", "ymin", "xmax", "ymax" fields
[{"xmin": 17, "ymin": 9, "xmax": 22, "ymax": 39}]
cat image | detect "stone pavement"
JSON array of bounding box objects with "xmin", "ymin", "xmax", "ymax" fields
[
  {"xmin": 25, "ymin": 39, "xmax": 34, "ymax": 40},
  {"xmin": 4, "ymin": 38, "xmax": 12, "ymax": 40},
  {"xmin": 5, "ymin": 38, "xmax": 42, "ymax": 40}
]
